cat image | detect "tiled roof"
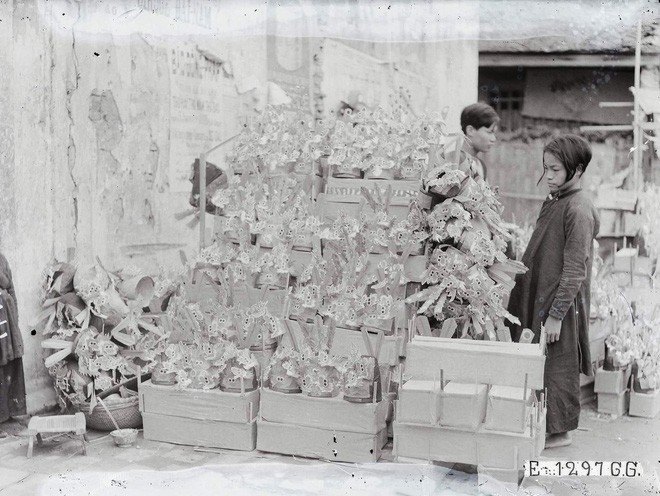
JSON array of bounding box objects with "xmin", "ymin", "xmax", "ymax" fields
[{"xmin": 479, "ymin": 1, "xmax": 660, "ymax": 54}]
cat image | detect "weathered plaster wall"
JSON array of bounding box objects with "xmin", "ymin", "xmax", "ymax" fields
[
  {"xmin": 5, "ymin": 0, "xmax": 269, "ymax": 412},
  {"xmin": 2, "ymin": 0, "xmax": 477, "ymax": 413}
]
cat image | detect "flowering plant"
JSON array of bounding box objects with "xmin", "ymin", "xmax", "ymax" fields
[
  {"xmin": 40, "ymin": 260, "xmax": 169, "ymax": 409},
  {"xmin": 639, "ymin": 183, "xmax": 660, "ymax": 278}
]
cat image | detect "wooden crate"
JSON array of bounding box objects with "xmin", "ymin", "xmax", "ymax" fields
[
  {"xmin": 597, "ymin": 389, "xmax": 629, "ymax": 416},
  {"xmin": 139, "ymin": 380, "xmax": 258, "ymax": 450},
  {"xmin": 324, "ymin": 177, "xmax": 421, "ymax": 198},
  {"xmin": 394, "ymin": 412, "xmax": 544, "ymax": 469},
  {"xmin": 594, "ymin": 366, "xmax": 631, "ymax": 394},
  {"xmin": 142, "ymin": 413, "xmax": 256, "ymax": 451},
  {"xmin": 257, "ymin": 420, "xmax": 387, "ymax": 463},
  {"xmin": 439, "ymin": 382, "xmax": 488, "ymax": 431},
  {"xmin": 397, "ymin": 380, "xmax": 442, "ymax": 424},
  {"xmin": 484, "ymin": 385, "xmax": 534, "ymax": 433},
  {"xmin": 629, "ymin": 389, "xmax": 660, "ymax": 418},
  {"xmin": 317, "ymin": 193, "xmax": 413, "ymax": 223},
  {"xmin": 404, "ymin": 337, "xmax": 545, "ymax": 390},
  {"xmin": 259, "ymin": 388, "xmax": 389, "ymax": 434}
]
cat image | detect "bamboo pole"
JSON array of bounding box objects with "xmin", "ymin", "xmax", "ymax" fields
[{"xmin": 633, "ymin": 19, "xmax": 642, "ymax": 192}]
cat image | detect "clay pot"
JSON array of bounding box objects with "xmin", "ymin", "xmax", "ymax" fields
[
  {"xmin": 255, "ymin": 270, "xmax": 288, "ymax": 290},
  {"xmin": 219, "ymin": 362, "xmax": 258, "ymax": 393},
  {"xmin": 332, "ymin": 163, "xmax": 362, "ymax": 179},
  {"xmin": 268, "ymin": 360, "xmax": 302, "ymax": 394},
  {"xmin": 151, "ymin": 360, "xmax": 177, "ymax": 386},
  {"xmin": 292, "ymin": 232, "xmax": 314, "ymax": 252},
  {"xmin": 301, "ymin": 363, "xmax": 342, "ymax": 398},
  {"xmin": 364, "ymin": 168, "xmax": 396, "ymax": 180}
]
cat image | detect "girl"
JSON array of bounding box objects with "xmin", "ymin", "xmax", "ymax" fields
[
  {"xmin": 507, "ymin": 135, "xmax": 599, "ymax": 449},
  {"xmin": 0, "ymin": 252, "xmax": 26, "ymax": 437}
]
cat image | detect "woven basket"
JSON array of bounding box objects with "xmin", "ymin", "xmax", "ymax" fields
[{"xmin": 76, "ymin": 394, "xmax": 142, "ymax": 431}]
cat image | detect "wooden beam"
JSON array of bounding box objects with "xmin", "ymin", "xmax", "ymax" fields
[
  {"xmin": 498, "ymin": 191, "xmax": 547, "ymax": 201},
  {"xmin": 579, "ymin": 124, "xmax": 633, "ymax": 132},
  {"xmin": 479, "ymin": 53, "xmax": 657, "ymax": 68},
  {"xmin": 580, "ymin": 123, "xmax": 660, "ymax": 132},
  {"xmin": 599, "ymin": 102, "xmax": 633, "ymax": 108},
  {"xmin": 633, "ymin": 20, "xmax": 642, "ymax": 192}
]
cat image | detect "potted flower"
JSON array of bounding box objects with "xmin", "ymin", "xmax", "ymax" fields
[
  {"xmin": 343, "ymin": 352, "xmax": 382, "ymax": 404},
  {"xmin": 265, "ymin": 346, "xmax": 302, "ymax": 393},
  {"xmin": 219, "ymin": 343, "xmax": 259, "ymax": 393},
  {"xmin": 296, "ymin": 317, "xmax": 344, "ymax": 398}
]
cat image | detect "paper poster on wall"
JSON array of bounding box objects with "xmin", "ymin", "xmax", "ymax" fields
[
  {"xmin": 319, "ymin": 39, "xmax": 431, "ymax": 117},
  {"xmin": 168, "ymin": 40, "xmax": 241, "ymax": 192}
]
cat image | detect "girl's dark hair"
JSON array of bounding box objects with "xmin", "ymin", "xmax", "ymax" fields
[
  {"xmin": 538, "ymin": 134, "xmax": 592, "ymax": 185},
  {"xmin": 460, "ymin": 103, "xmax": 500, "ymax": 133}
]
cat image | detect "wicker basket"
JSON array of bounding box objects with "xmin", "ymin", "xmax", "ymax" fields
[{"xmin": 76, "ymin": 394, "xmax": 142, "ymax": 431}]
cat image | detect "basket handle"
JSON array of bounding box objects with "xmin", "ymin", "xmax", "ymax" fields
[{"xmin": 96, "ymin": 397, "xmax": 121, "ymax": 431}]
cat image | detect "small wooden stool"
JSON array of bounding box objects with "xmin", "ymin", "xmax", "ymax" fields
[{"xmin": 26, "ymin": 412, "xmax": 87, "ymax": 458}]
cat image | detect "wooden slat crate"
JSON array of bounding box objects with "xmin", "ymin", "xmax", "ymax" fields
[{"xmin": 139, "ymin": 380, "xmax": 258, "ymax": 451}]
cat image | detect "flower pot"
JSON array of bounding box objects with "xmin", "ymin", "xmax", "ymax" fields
[
  {"xmin": 268, "ymin": 361, "xmax": 302, "ymax": 394},
  {"xmin": 255, "ymin": 270, "xmax": 288, "ymax": 290},
  {"xmin": 289, "ymin": 305, "xmax": 318, "ymax": 323},
  {"xmin": 292, "ymin": 232, "xmax": 314, "ymax": 252},
  {"xmin": 343, "ymin": 356, "xmax": 382, "ymax": 404},
  {"xmin": 256, "ymin": 233, "xmax": 284, "ymax": 249},
  {"xmin": 219, "ymin": 361, "xmax": 258, "ymax": 392},
  {"xmin": 151, "ymin": 361, "xmax": 177, "ymax": 386},
  {"xmin": 332, "ymin": 163, "xmax": 362, "ymax": 179},
  {"xmin": 364, "ymin": 168, "xmax": 396, "ymax": 180},
  {"xmin": 117, "ymin": 276, "xmax": 155, "ymax": 304},
  {"xmin": 362, "ymin": 317, "xmax": 395, "ymax": 336},
  {"xmin": 397, "ymin": 241, "xmax": 425, "ymax": 256},
  {"xmin": 457, "ymin": 216, "xmax": 491, "ymax": 252},
  {"xmin": 216, "ymin": 215, "xmax": 241, "ymax": 243},
  {"xmin": 111, "ymin": 428, "xmax": 138, "ymax": 448},
  {"xmin": 397, "ymin": 159, "xmax": 423, "ymax": 181},
  {"xmin": 416, "ymin": 190, "xmax": 443, "ymax": 210},
  {"xmin": 293, "ymin": 159, "xmax": 323, "ymax": 176},
  {"xmin": 301, "ymin": 363, "xmax": 342, "ymax": 398}
]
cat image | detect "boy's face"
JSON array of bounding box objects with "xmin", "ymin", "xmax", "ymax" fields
[
  {"xmin": 543, "ymin": 152, "xmax": 581, "ymax": 193},
  {"xmin": 466, "ymin": 123, "xmax": 497, "ymax": 154}
]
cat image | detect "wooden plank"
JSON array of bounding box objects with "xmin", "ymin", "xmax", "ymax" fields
[
  {"xmin": 142, "ymin": 413, "xmax": 256, "ymax": 451},
  {"xmin": 394, "ymin": 421, "xmax": 477, "ymax": 465},
  {"xmin": 257, "ymin": 419, "xmax": 387, "ymax": 463},
  {"xmin": 394, "ymin": 416, "xmax": 544, "ymax": 469},
  {"xmin": 365, "ymin": 253, "xmax": 427, "ymax": 283},
  {"xmin": 259, "ymin": 388, "xmax": 389, "ymax": 434},
  {"xmin": 479, "ymin": 53, "xmax": 655, "ymax": 68},
  {"xmin": 411, "ymin": 336, "xmax": 542, "ymax": 352},
  {"xmin": 404, "ymin": 340, "xmax": 545, "ymax": 390},
  {"xmin": 317, "ymin": 193, "xmax": 412, "ymax": 222},
  {"xmin": 325, "ymin": 178, "xmax": 421, "ymax": 197},
  {"xmin": 282, "ymin": 320, "xmax": 403, "ymax": 366},
  {"xmin": 139, "ymin": 380, "xmax": 259, "ymax": 423},
  {"xmin": 232, "ymin": 285, "xmax": 288, "ymax": 316}
]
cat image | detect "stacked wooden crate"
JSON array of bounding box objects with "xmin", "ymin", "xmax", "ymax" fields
[
  {"xmin": 139, "ymin": 380, "xmax": 259, "ymax": 451},
  {"xmin": 594, "ymin": 366, "xmax": 631, "ymax": 416},
  {"xmin": 394, "ymin": 337, "xmax": 546, "ymax": 487}
]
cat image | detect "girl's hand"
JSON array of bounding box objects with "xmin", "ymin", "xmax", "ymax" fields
[{"xmin": 544, "ymin": 316, "xmax": 562, "ymax": 344}]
